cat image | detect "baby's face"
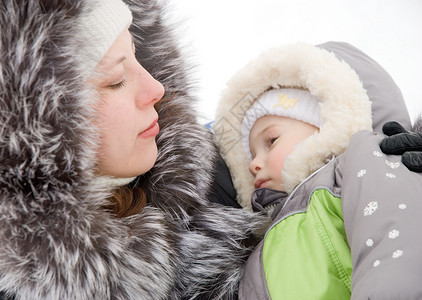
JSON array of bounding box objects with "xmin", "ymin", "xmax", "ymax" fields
[{"xmin": 249, "ymin": 115, "xmax": 318, "ymax": 191}]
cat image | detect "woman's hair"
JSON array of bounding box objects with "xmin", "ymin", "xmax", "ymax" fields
[{"xmin": 108, "ymin": 186, "xmax": 147, "ymax": 218}]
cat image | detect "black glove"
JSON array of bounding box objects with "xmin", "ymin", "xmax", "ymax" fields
[{"xmin": 380, "ymin": 121, "xmax": 422, "ymax": 172}]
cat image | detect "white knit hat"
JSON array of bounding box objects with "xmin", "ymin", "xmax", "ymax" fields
[
  {"xmin": 241, "ymin": 88, "xmax": 323, "ymax": 160},
  {"xmin": 77, "ymin": 0, "xmax": 133, "ymax": 73}
]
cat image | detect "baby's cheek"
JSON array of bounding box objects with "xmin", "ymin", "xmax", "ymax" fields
[{"xmin": 268, "ymin": 154, "xmax": 287, "ymax": 180}]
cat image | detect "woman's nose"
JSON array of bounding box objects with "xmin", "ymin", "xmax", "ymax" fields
[
  {"xmin": 149, "ymin": 77, "xmax": 165, "ymax": 105},
  {"xmin": 135, "ymin": 66, "xmax": 165, "ymax": 108}
]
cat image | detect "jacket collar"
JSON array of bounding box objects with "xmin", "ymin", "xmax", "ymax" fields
[{"xmin": 252, "ymin": 188, "xmax": 288, "ymax": 219}]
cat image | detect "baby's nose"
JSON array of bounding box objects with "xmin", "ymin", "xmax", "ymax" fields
[{"xmin": 249, "ymin": 158, "xmax": 262, "ymax": 175}]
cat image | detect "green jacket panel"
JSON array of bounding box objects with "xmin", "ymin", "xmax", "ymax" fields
[{"xmin": 263, "ymin": 189, "xmax": 351, "ymax": 300}]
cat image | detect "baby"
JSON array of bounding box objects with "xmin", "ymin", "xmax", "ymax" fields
[
  {"xmin": 243, "ymin": 88, "xmax": 320, "ymax": 193},
  {"xmin": 214, "ymin": 42, "xmax": 422, "ymax": 300}
]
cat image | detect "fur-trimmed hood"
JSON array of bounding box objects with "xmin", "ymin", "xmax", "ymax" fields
[
  {"xmin": 214, "ymin": 42, "xmax": 411, "ymax": 209},
  {"xmin": 0, "ymin": 1, "xmax": 263, "ymax": 299}
]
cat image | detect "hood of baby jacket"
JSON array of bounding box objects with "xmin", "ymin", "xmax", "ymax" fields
[
  {"xmin": 0, "ymin": 1, "xmax": 263, "ymax": 299},
  {"xmin": 214, "ymin": 42, "xmax": 411, "ymax": 209}
]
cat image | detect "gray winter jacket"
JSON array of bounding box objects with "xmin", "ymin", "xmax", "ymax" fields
[
  {"xmin": 0, "ymin": 1, "xmax": 263, "ymax": 299},
  {"xmin": 342, "ymin": 130, "xmax": 422, "ymax": 299},
  {"xmin": 215, "ymin": 41, "xmax": 420, "ymax": 299},
  {"xmin": 309, "ymin": 46, "xmax": 422, "ymax": 299},
  {"xmin": 238, "ymin": 129, "xmax": 422, "ymax": 300}
]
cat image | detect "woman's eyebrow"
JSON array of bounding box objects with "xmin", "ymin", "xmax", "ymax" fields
[{"xmin": 109, "ymin": 35, "xmax": 134, "ymax": 67}]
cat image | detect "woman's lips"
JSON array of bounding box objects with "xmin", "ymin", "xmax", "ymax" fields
[{"xmin": 139, "ymin": 118, "xmax": 159, "ymax": 138}]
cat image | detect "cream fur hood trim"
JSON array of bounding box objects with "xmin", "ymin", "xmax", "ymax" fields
[{"xmin": 214, "ymin": 43, "xmax": 372, "ymax": 209}]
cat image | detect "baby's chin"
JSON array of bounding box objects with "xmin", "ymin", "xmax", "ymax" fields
[{"xmin": 265, "ymin": 181, "xmax": 285, "ymax": 192}]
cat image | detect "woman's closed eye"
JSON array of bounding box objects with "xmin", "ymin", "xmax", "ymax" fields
[{"xmin": 108, "ymin": 79, "xmax": 126, "ymax": 90}]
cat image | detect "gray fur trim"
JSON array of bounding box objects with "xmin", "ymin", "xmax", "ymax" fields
[{"xmin": 0, "ymin": 0, "xmax": 264, "ymax": 299}]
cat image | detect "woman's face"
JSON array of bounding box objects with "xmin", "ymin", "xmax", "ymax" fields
[{"xmin": 92, "ymin": 28, "xmax": 164, "ymax": 178}]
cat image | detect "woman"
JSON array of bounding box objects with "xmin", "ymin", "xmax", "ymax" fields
[{"xmin": 0, "ymin": 0, "xmax": 262, "ymax": 299}]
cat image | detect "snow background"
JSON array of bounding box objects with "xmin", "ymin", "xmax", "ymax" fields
[{"xmin": 167, "ymin": 0, "xmax": 422, "ymax": 125}]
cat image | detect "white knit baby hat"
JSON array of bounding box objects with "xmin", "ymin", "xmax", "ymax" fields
[
  {"xmin": 241, "ymin": 88, "xmax": 323, "ymax": 159},
  {"xmin": 77, "ymin": 0, "xmax": 133, "ymax": 73}
]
